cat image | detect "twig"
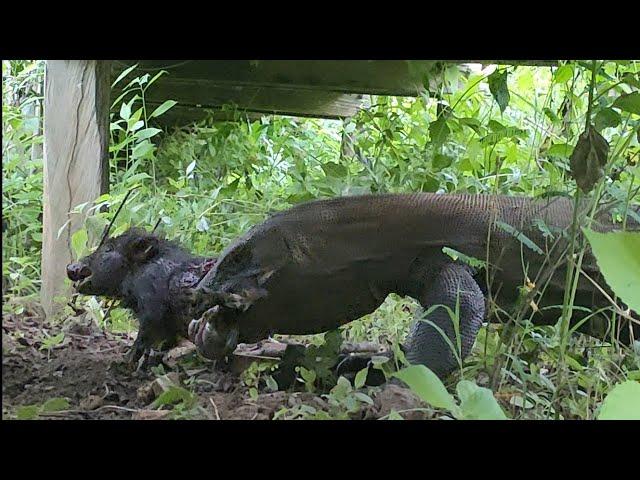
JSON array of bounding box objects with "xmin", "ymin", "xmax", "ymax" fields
[
  {"xmin": 151, "ymin": 217, "xmax": 163, "ymax": 234},
  {"xmin": 209, "ymin": 397, "xmax": 221, "ymax": 420},
  {"xmin": 98, "ymin": 187, "xmax": 139, "ymax": 248}
]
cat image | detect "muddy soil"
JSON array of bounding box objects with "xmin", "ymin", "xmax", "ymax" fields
[{"xmin": 2, "ymin": 311, "xmax": 431, "ymax": 420}]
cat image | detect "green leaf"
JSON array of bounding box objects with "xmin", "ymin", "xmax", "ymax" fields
[
  {"xmin": 612, "ymin": 92, "xmax": 640, "ymax": 115},
  {"xmin": 598, "ymin": 380, "xmax": 640, "ymax": 420},
  {"xmin": 488, "ymin": 70, "xmax": 510, "ymax": 113},
  {"xmin": 429, "ymin": 116, "xmax": 450, "ymax": 147},
  {"xmin": 547, "ymin": 143, "xmax": 572, "ymax": 158},
  {"xmin": 442, "ymin": 247, "xmax": 487, "ymax": 269},
  {"xmin": 119, "ymin": 100, "xmax": 132, "ymax": 121},
  {"xmin": 321, "ymin": 162, "xmax": 348, "ymax": 178},
  {"xmin": 387, "ymin": 410, "xmax": 404, "ymax": 420},
  {"xmin": 620, "ymin": 72, "xmax": 640, "ymax": 89},
  {"xmin": 496, "ymin": 221, "xmax": 543, "ymax": 255},
  {"xmin": 112, "ymin": 63, "xmax": 138, "ymax": 88},
  {"xmin": 354, "ymin": 367, "xmax": 369, "ymax": 389},
  {"xmin": 543, "ymin": 107, "xmax": 560, "ymax": 124},
  {"xmin": 433, "ymin": 153, "xmax": 453, "ymax": 171},
  {"xmin": 594, "ymin": 108, "xmax": 622, "ymax": 132},
  {"xmin": 583, "ymin": 229, "xmax": 640, "ymax": 314},
  {"xmin": 152, "ymin": 386, "xmax": 195, "ymax": 409},
  {"xmin": 147, "ymin": 70, "xmax": 168, "ymax": 89},
  {"xmin": 186, "ymin": 160, "xmax": 197, "ymax": 177},
  {"xmin": 149, "ymin": 100, "xmax": 177, "ymax": 118},
  {"xmin": 71, "ymin": 228, "xmax": 88, "ymax": 259},
  {"xmin": 353, "ymin": 392, "xmax": 374, "ymax": 405},
  {"xmin": 131, "ymin": 140, "xmax": 154, "ymax": 159},
  {"xmin": 456, "ymin": 380, "xmax": 508, "ymax": 420},
  {"xmin": 16, "ymin": 405, "xmax": 40, "ymax": 420},
  {"xmin": 134, "ymin": 128, "xmax": 162, "ymax": 141},
  {"xmin": 553, "ymin": 65, "xmax": 574, "ymax": 84},
  {"xmin": 392, "ymin": 365, "xmax": 458, "ymax": 412},
  {"xmin": 196, "ymin": 217, "xmax": 209, "ymax": 232},
  {"xmin": 458, "ymin": 117, "xmax": 482, "ymax": 134},
  {"xmin": 41, "ymin": 397, "xmax": 70, "ymax": 412}
]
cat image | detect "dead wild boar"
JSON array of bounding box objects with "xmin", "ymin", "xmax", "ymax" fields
[{"xmin": 66, "ymin": 228, "xmax": 216, "ymax": 363}]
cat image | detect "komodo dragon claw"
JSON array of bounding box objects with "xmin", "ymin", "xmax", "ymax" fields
[{"xmin": 189, "ymin": 306, "xmax": 239, "ymax": 361}]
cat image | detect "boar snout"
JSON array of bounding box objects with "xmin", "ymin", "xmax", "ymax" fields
[{"xmin": 66, "ymin": 262, "xmax": 92, "ymax": 282}]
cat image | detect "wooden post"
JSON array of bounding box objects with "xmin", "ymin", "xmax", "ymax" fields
[{"xmin": 41, "ymin": 61, "xmax": 111, "ymax": 318}]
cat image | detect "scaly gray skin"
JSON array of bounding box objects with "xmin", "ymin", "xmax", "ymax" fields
[{"xmin": 187, "ymin": 193, "xmax": 639, "ymax": 378}]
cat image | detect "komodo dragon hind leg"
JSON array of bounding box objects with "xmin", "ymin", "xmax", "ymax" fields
[
  {"xmin": 405, "ymin": 262, "xmax": 485, "ymax": 378},
  {"xmin": 335, "ymin": 263, "xmax": 485, "ymax": 384}
]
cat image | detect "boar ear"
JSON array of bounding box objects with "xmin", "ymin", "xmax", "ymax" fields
[{"xmin": 127, "ymin": 236, "xmax": 159, "ymax": 263}]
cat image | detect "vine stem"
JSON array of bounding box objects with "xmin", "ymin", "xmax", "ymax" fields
[{"xmin": 556, "ymin": 60, "xmax": 599, "ymax": 398}]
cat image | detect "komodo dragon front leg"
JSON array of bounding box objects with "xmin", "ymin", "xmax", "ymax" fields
[{"xmin": 404, "ymin": 262, "xmax": 486, "ymax": 377}]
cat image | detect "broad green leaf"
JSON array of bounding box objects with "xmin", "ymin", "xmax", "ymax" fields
[
  {"xmin": 433, "ymin": 153, "xmax": 453, "ymax": 170},
  {"xmin": 392, "ymin": 365, "xmax": 458, "ymax": 412},
  {"xmin": 132, "ymin": 140, "xmax": 154, "ymax": 159},
  {"xmin": 620, "ymin": 72, "xmax": 640, "ymax": 89},
  {"xmin": 16, "ymin": 405, "xmax": 40, "ymax": 420},
  {"xmin": 456, "ymin": 380, "xmax": 508, "ymax": 420},
  {"xmin": 458, "ymin": 117, "xmax": 482, "ymax": 134},
  {"xmin": 598, "ymin": 380, "xmax": 640, "ymax": 420},
  {"xmin": 583, "ymin": 229, "xmax": 640, "ymax": 313},
  {"xmin": 488, "ymin": 70, "xmax": 510, "ymax": 113},
  {"xmin": 553, "ymin": 65, "xmax": 574, "ymax": 84},
  {"xmin": 429, "ymin": 116, "xmax": 450, "ymax": 147},
  {"xmin": 353, "ymin": 392, "xmax": 374, "ymax": 405},
  {"xmin": 322, "ymin": 162, "xmax": 348, "ymax": 178},
  {"xmin": 71, "ymin": 228, "xmax": 88, "ymax": 259},
  {"xmin": 119, "ymin": 100, "xmax": 132, "ymax": 121},
  {"xmin": 134, "ymin": 128, "xmax": 162, "ymax": 141},
  {"xmin": 354, "ymin": 367, "xmax": 369, "ymax": 389},
  {"xmin": 42, "ymin": 397, "xmax": 70, "ymax": 412},
  {"xmin": 150, "ymin": 100, "xmax": 177, "ymax": 118},
  {"xmin": 547, "ymin": 143, "xmax": 572, "ymax": 158},
  {"xmin": 612, "ymin": 92, "xmax": 640, "ymax": 115},
  {"xmin": 152, "ymin": 386, "xmax": 195, "ymax": 409},
  {"xmin": 594, "ymin": 108, "xmax": 622, "ymax": 132}
]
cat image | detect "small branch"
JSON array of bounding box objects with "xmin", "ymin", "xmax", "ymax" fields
[
  {"xmin": 98, "ymin": 186, "xmax": 139, "ymax": 248},
  {"xmin": 209, "ymin": 397, "xmax": 221, "ymax": 420}
]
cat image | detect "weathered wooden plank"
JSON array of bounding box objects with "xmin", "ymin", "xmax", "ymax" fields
[
  {"xmin": 41, "ymin": 60, "xmax": 111, "ymax": 318},
  {"xmin": 114, "ymin": 60, "xmax": 558, "ymax": 97},
  {"xmin": 139, "ymin": 80, "xmax": 368, "ymax": 119},
  {"xmin": 114, "ymin": 60, "xmax": 437, "ymax": 96}
]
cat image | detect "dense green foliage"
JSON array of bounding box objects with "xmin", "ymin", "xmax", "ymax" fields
[{"xmin": 3, "ymin": 60, "xmax": 639, "ymax": 419}]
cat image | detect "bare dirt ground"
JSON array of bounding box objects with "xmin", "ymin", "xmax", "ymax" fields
[{"xmin": 2, "ymin": 310, "xmax": 431, "ymax": 420}]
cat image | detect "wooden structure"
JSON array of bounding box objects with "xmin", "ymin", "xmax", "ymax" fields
[{"xmin": 41, "ymin": 60, "xmax": 558, "ymax": 317}]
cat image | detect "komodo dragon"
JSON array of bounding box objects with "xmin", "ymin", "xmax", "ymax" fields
[{"xmin": 186, "ymin": 193, "xmax": 639, "ymax": 378}]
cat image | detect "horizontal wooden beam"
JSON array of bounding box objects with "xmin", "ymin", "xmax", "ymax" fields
[
  {"xmin": 112, "ymin": 60, "xmax": 560, "ymax": 127},
  {"xmin": 142, "ymin": 79, "xmax": 367, "ymax": 118},
  {"xmin": 114, "ymin": 60, "xmax": 438, "ymax": 97}
]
